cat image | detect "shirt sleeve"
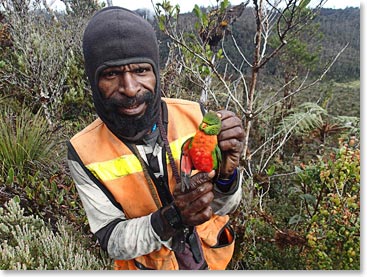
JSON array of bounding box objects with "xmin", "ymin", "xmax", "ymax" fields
[
  {"xmin": 211, "ymin": 168, "xmax": 243, "ymax": 215},
  {"xmin": 67, "ymin": 157, "xmax": 171, "ymax": 260}
]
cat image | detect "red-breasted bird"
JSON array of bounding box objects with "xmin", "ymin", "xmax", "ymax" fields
[{"xmin": 180, "ymin": 111, "xmax": 222, "ymax": 191}]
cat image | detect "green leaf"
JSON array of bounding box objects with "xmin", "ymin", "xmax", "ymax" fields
[
  {"xmin": 58, "ymin": 191, "xmax": 65, "ymax": 205},
  {"xmin": 158, "ymin": 19, "xmax": 165, "ymax": 31},
  {"xmin": 13, "ymin": 195, "xmax": 20, "ymax": 204},
  {"xmin": 216, "ymin": 48, "xmax": 224, "ymax": 59},
  {"xmin": 266, "ymin": 165, "xmax": 276, "ymax": 176},
  {"xmin": 6, "ymin": 167, "xmax": 14, "ymax": 185},
  {"xmin": 289, "ymin": 214, "xmax": 303, "ymax": 225},
  {"xmin": 202, "ymin": 13, "xmax": 208, "ymax": 27},
  {"xmin": 193, "ymin": 4, "xmax": 202, "ymax": 19},
  {"xmin": 299, "ymin": 193, "xmax": 316, "ymax": 205},
  {"xmin": 175, "ymin": 4, "xmax": 180, "ymax": 14},
  {"xmin": 220, "ymin": 0, "xmax": 230, "ymax": 11},
  {"xmin": 25, "ymin": 186, "xmax": 34, "ymax": 200},
  {"xmin": 299, "ymin": 0, "xmax": 311, "ymax": 10},
  {"xmin": 295, "ymin": 166, "xmax": 303, "ymax": 174}
]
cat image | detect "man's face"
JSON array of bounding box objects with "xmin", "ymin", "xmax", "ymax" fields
[{"xmin": 98, "ymin": 63, "xmax": 157, "ymax": 135}]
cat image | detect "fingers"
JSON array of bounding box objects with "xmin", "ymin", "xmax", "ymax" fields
[
  {"xmin": 216, "ymin": 110, "xmax": 245, "ymax": 177},
  {"xmin": 175, "ymin": 182, "xmax": 214, "ymax": 223},
  {"xmin": 218, "ymin": 137, "xmax": 244, "ymax": 153},
  {"xmin": 217, "ymin": 110, "xmax": 242, "ymax": 129},
  {"xmin": 173, "ymin": 171, "xmax": 215, "ymax": 226},
  {"xmin": 216, "ymin": 110, "xmax": 245, "ymax": 142},
  {"xmin": 217, "ymin": 110, "xmax": 234, "ymax": 121},
  {"xmin": 181, "ymin": 206, "xmax": 213, "ymax": 226},
  {"xmin": 189, "ymin": 170, "xmax": 215, "ymax": 190},
  {"xmin": 174, "ymin": 181, "xmax": 213, "ymax": 208},
  {"xmin": 216, "ymin": 110, "xmax": 244, "ymax": 154}
]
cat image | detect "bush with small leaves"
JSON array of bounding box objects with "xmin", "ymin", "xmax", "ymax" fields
[
  {"xmin": 0, "ymin": 197, "xmax": 113, "ymax": 270},
  {"xmin": 298, "ymin": 143, "xmax": 360, "ymax": 270}
]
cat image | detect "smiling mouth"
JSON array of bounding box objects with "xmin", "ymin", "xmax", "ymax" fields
[{"xmin": 119, "ymin": 102, "xmax": 147, "ymax": 116}]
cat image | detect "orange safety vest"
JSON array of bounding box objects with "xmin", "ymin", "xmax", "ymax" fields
[{"xmin": 70, "ymin": 98, "xmax": 235, "ymax": 270}]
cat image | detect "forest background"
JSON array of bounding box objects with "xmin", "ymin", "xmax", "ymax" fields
[{"xmin": 0, "ymin": 0, "xmax": 360, "ymax": 270}]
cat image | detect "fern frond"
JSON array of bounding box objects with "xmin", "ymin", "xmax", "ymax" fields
[
  {"xmin": 278, "ymin": 102, "xmax": 327, "ymax": 136},
  {"xmin": 333, "ymin": 115, "xmax": 359, "ymax": 127}
]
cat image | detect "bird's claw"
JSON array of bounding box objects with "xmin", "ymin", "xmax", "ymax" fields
[{"xmin": 181, "ymin": 173, "xmax": 191, "ymax": 192}]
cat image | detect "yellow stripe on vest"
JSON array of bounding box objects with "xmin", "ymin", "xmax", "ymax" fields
[
  {"xmin": 87, "ymin": 154, "xmax": 143, "ymax": 181},
  {"xmin": 86, "ymin": 134, "xmax": 194, "ymax": 181},
  {"xmin": 168, "ymin": 133, "xmax": 193, "ymax": 161}
]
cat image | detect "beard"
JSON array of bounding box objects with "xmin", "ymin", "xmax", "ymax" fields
[{"xmin": 102, "ymin": 90, "xmax": 156, "ymax": 139}]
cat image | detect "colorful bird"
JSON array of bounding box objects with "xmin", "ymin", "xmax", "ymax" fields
[{"xmin": 180, "ymin": 111, "xmax": 222, "ymax": 191}]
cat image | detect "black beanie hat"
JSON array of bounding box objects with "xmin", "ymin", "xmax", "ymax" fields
[{"xmin": 82, "ymin": 6, "xmax": 161, "ymax": 143}]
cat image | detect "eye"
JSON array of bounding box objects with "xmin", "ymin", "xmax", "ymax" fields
[
  {"xmin": 134, "ymin": 66, "xmax": 150, "ymax": 74},
  {"xmin": 101, "ymin": 70, "xmax": 119, "ymax": 79}
]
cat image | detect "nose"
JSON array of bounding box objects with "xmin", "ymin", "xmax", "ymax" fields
[{"xmin": 118, "ymin": 72, "xmax": 140, "ymax": 98}]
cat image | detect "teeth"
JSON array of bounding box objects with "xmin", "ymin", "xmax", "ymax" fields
[{"xmin": 128, "ymin": 104, "xmax": 139, "ymax": 109}]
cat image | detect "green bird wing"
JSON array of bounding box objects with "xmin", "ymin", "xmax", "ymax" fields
[{"xmin": 213, "ymin": 143, "xmax": 222, "ymax": 171}]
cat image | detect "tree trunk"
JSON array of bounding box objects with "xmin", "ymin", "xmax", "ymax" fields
[{"xmin": 243, "ymin": 0, "xmax": 263, "ymax": 161}]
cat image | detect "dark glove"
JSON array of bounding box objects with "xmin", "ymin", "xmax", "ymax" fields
[{"xmin": 216, "ymin": 110, "xmax": 245, "ymax": 178}]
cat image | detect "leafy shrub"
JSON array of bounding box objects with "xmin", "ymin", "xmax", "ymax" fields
[
  {"xmin": 2, "ymin": 165, "xmax": 87, "ymax": 230},
  {"xmin": 0, "ymin": 101, "xmax": 90, "ymax": 241},
  {"xmin": 0, "ymin": 197, "xmax": 113, "ymax": 270},
  {"xmin": 297, "ymin": 143, "xmax": 360, "ymax": 269},
  {"xmin": 0, "ymin": 0, "xmax": 98, "ymax": 126},
  {"xmin": 230, "ymin": 137, "xmax": 360, "ymax": 270}
]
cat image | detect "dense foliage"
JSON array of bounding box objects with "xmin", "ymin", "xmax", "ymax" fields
[
  {"xmin": 230, "ymin": 138, "xmax": 360, "ymax": 269},
  {"xmin": 0, "ymin": 196, "xmax": 112, "ymax": 269},
  {"xmin": 0, "ymin": 0, "xmax": 360, "ymax": 270}
]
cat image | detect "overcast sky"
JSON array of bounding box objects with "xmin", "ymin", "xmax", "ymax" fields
[
  {"xmin": 113, "ymin": 0, "xmax": 360, "ymax": 12},
  {"xmin": 50, "ymin": 0, "xmax": 360, "ymax": 12}
]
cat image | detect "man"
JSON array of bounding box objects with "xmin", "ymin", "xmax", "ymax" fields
[{"xmin": 67, "ymin": 6, "xmax": 244, "ymax": 270}]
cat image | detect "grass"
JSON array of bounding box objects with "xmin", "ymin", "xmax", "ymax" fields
[
  {"xmin": 334, "ymin": 79, "xmax": 360, "ymax": 89},
  {"xmin": 0, "ymin": 104, "xmax": 55, "ymax": 175}
]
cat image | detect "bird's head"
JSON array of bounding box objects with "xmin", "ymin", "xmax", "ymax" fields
[{"xmin": 199, "ymin": 111, "xmax": 222, "ymax": 135}]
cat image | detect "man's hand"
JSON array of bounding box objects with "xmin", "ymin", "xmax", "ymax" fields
[
  {"xmin": 173, "ymin": 171, "xmax": 215, "ymax": 226},
  {"xmin": 216, "ymin": 110, "xmax": 245, "ymax": 178}
]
